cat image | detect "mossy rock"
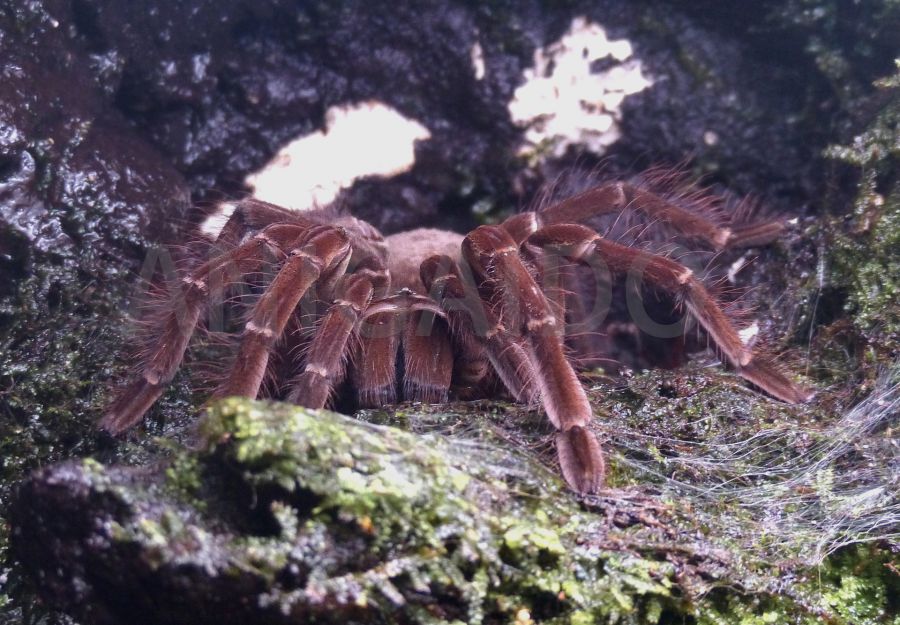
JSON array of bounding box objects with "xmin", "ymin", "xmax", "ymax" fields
[{"xmin": 10, "ymin": 394, "xmax": 899, "ymax": 624}]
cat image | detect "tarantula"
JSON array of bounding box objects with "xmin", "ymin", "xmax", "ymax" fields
[{"xmin": 103, "ymin": 179, "xmax": 810, "ymax": 493}]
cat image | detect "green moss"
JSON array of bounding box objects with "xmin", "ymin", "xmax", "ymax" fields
[
  {"xmin": 696, "ymin": 545, "xmax": 900, "ymax": 625},
  {"xmin": 164, "ymin": 450, "xmax": 205, "ymax": 509},
  {"xmin": 816, "ymin": 545, "xmax": 900, "ymax": 625},
  {"xmin": 9, "ymin": 390, "xmax": 900, "ymax": 623},
  {"xmin": 34, "ymin": 398, "xmax": 702, "ymax": 623},
  {"xmin": 52, "ymin": 396, "xmax": 890, "ymax": 623},
  {"xmin": 197, "ymin": 398, "xmax": 648, "ymax": 622},
  {"xmin": 822, "ymin": 61, "xmax": 900, "ymax": 346},
  {"xmin": 829, "ymin": 181, "xmax": 900, "ymax": 338}
]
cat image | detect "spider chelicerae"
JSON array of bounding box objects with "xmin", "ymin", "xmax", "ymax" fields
[{"xmin": 103, "ymin": 176, "xmax": 811, "ymax": 494}]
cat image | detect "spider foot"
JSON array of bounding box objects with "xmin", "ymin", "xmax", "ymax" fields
[{"xmin": 556, "ymin": 425, "xmax": 605, "ymax": 494}]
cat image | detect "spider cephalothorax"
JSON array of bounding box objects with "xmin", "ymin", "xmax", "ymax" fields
[{"xmin": 103, "ymin": 179, "xmax": 810, "ymax": 493}]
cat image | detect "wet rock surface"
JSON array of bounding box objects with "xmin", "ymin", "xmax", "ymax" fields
[{"xmin": 2, "ymin": 0, "xmax": 899, "ymax": 622}]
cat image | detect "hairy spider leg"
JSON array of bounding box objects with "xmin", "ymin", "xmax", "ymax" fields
[
  {"xmin": 284, "ymin": 254, "xmax": 391, "ymax": 408},
  {"xmin": 527, "ymin": 223, "xmax": 811, "ymax": 404},
  {"xmin": 285, "ymin": 273, "xmax": 375, "ymax": 408},
  {"xmin": 502, "ymin": 182, "xmax": 784, "ymax": 250},
  {"xmin": 737, "ymin": 357, "xmax": 814, "ymax": 404},
  {"xmin": 508, "ymin": 179, "xmax": 782, "ymax": 358},
  {"xmin": 462, "ymin": 225, "xmax": 606, "ymax": 494},
  {"xmin": 353, "ymin": 309, "xmax": 402, "ymax": 406},
  {"xmin": 420, "ymin": 254, "xmax": 538, "ymax": 404},
  {"xmin": 725, "ymin": 221, "xmax": 789, "ymax": 248},
  {"xmin": 212, "ymin": 198, "xmax": 317, "ymax": 249},
  {"xmin": 402, "ymin": 304, "xmax": 454, "ymax": 404},
  {"xmin": 521, "ymin": 237, "xmax": 616, "ymax": 371},
  {"xmin": 214, "ymin": 225, "xmax": 351, "ymax": 400},
  {"xmin": 353, "ymin": 291, "xmax": 454, "ymax": 407},
  {"xmin": 504, "ymin": 180, "xmax": 790, "ymax": 376},
  {"xmin": 101, "ymin": 222, "xmax": 313, "ymax": 434}
]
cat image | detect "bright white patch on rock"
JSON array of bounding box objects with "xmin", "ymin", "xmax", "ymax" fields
[
  {"xmin": 471, "ymin": 40, "xmax": 486, "ymax": 80},
  {"xmin": 739, "ymin": 321, "xmax": 759, "ymax": 347},
  {"xmin": 727, "ymin": 253, "xmax": 749, "ymax": 284},
  {"xmin": 245, "ymin": 101, "xmax": 430, "ymax": 211},
  {"xmin": 508, "ymin": 16, "xmax": 652, "ymax": 159},
  {"xmin": 200, "ymin": 201, "xmax": 236, "ymax": 239}
]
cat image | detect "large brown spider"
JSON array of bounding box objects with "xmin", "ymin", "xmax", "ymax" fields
[{"xmin": 102, "ymin": 179, "xmax": 811, "ymax": 493}]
